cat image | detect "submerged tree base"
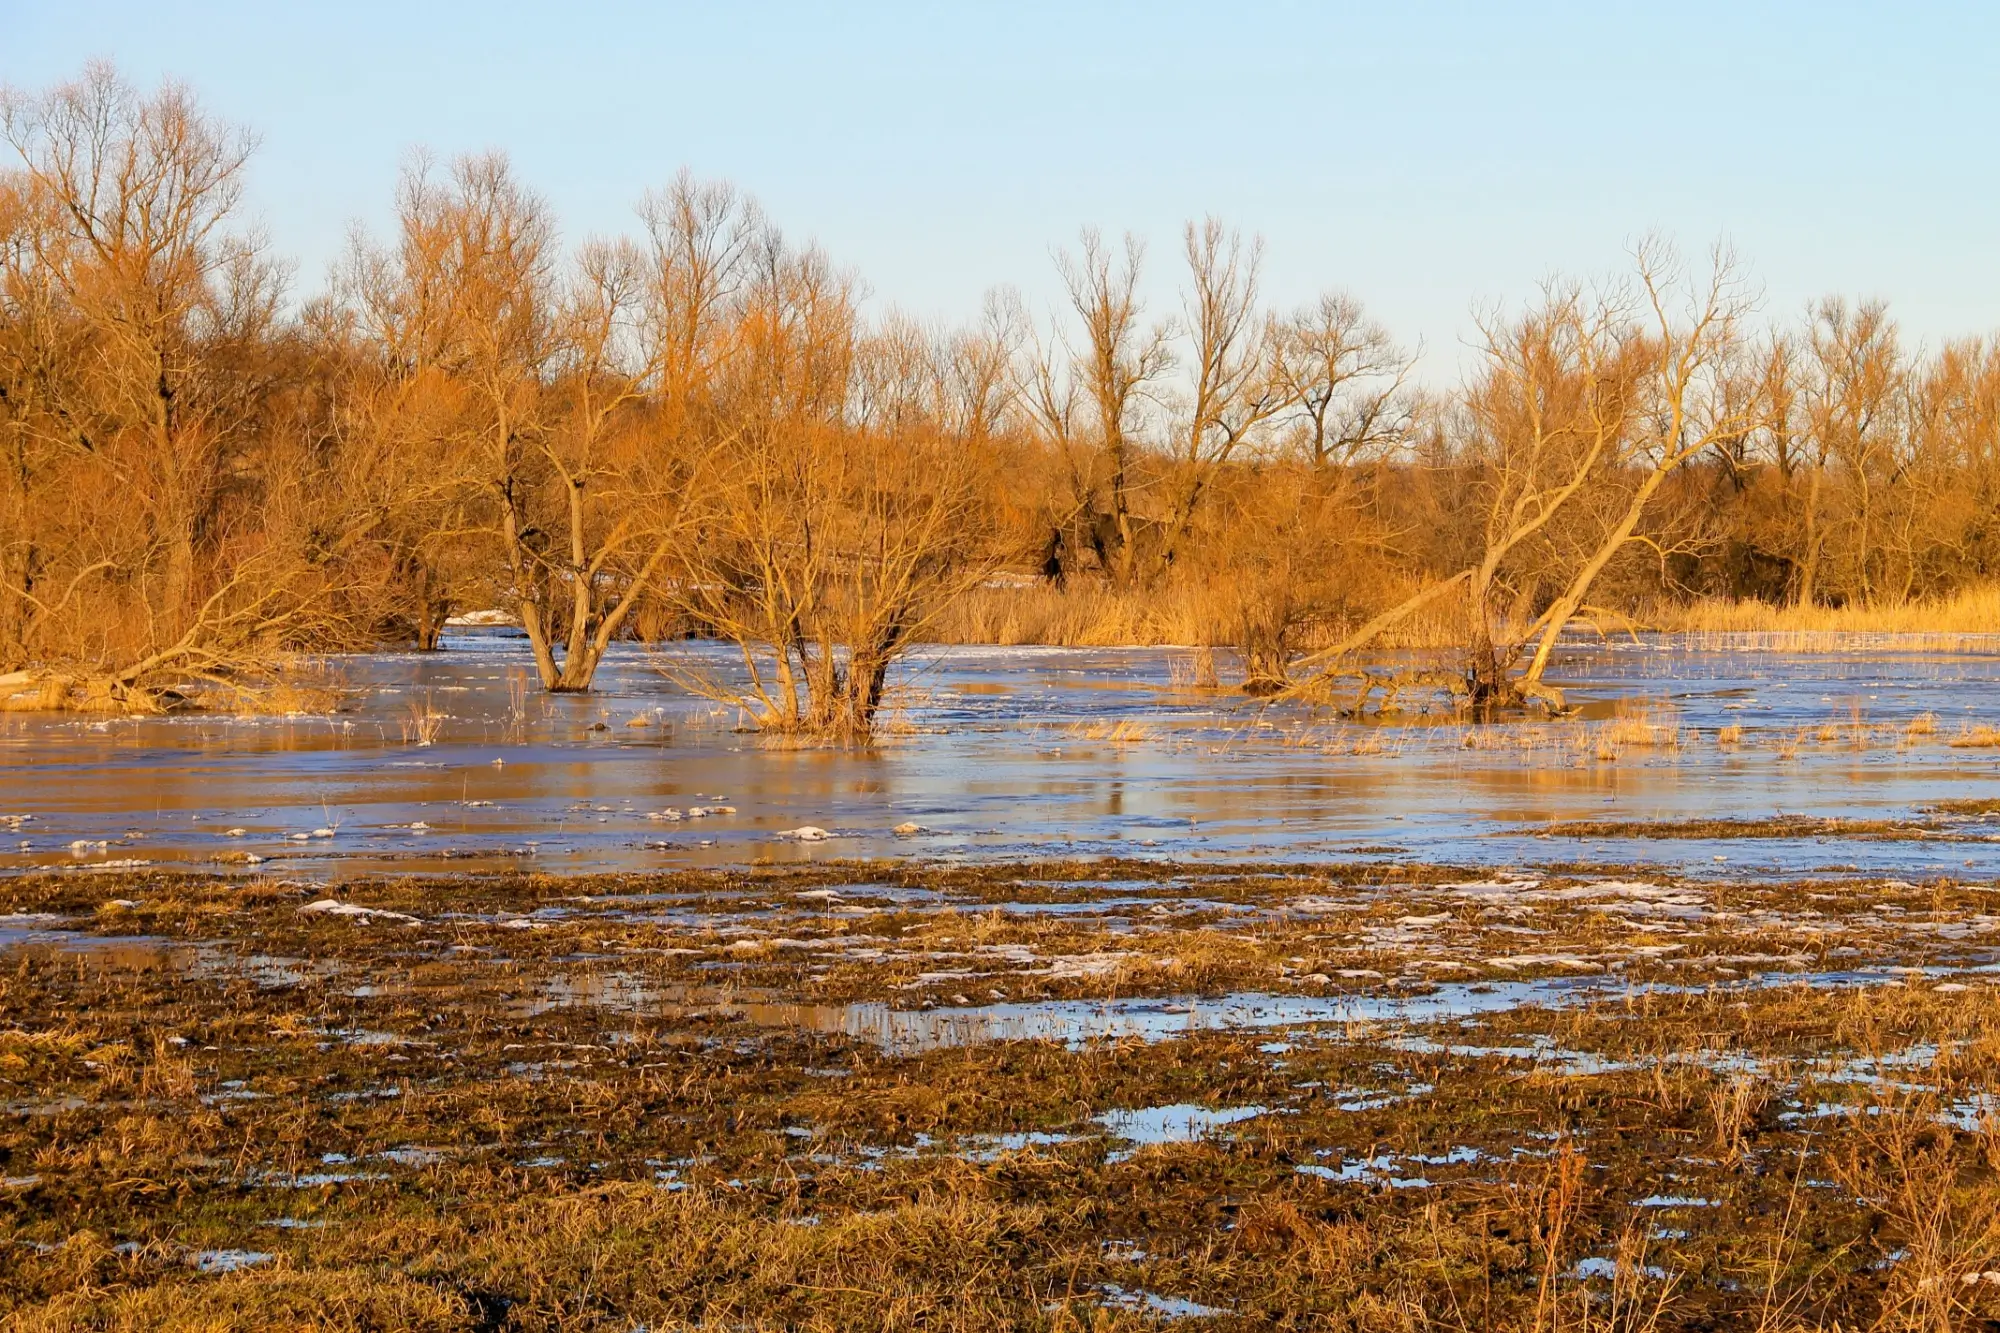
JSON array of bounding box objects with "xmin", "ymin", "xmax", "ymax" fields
[
  {"xmin": 0, "ymin": 670, "xmax": 192, "ymax": 715},
  {"xmin": 1280, "ymin": 663, "xmax": 1570, "ymax": 720}
]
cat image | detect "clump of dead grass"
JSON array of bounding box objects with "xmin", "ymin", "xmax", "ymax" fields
[
  {"xmin": 1166, "ymin": 647, "xmax": 1221, "ymax": 691},
  {"xmin": 1587, "ymin": 704, "xmax": 1686, "ymax": 760},
  {"xmin": 1070, "ymin": 719, "xmax": 1151, "ymax": 744}
]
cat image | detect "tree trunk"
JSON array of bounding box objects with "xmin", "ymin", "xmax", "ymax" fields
[
  {"xmin": 1465, "ymin": 632, "xmax": 1519, "ymax": 710},
  {"xmin": 1524, "ymin": 469, "xmax": 1671, "ymax": 686},
  {"xmin": 412, "ymin": 565, "xmax": 449, "ymax": 651},
  {"xmin": 1795, "ymin": 466, "xmax": 1824, "ymax": 608}
]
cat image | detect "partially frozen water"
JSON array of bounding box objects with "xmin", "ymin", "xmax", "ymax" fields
[
  {"xmin": 1097, "ymin": 1285, "xmax": 1230, "ymax": 1320},
  {"xmin": 1098, "ymin": 1103, "xmax": 1269, "ymax": 1154},
  {"xmin": 519, "ymin": 976, "xmax": 1657, "ymax": 1052},
  {"xmin": 517, "ymin": 967, "xmax": 1950, "ymax": 1053},
  {"xmin": 189, "ymin": 1249, "xmax": 274, "ymax": 1274},
  {"xmin": 6, "ymin": 633, "xmax": 2000, "ymax": 878}
]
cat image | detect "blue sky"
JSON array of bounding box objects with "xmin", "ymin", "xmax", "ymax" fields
[{"xmin": 9, "ymin": 1, "xmax": 1997, "ymax": 377}]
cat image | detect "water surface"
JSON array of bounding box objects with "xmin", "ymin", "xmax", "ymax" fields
[{"xmin": 4, "ymin": 632, "xmax": 2000, "ymax": 879}]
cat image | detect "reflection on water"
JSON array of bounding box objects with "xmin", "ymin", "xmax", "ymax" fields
[
  {"xmin": 2, "ymin": 909, "xmax": 1987, "ymax": 1056},
  {"xmin": 516, "ymin": 967, "xmax": 1944, "ymax": 1054},
  {"xmin": 4, "ymin": 632, "xmax": 2000, "ymax": 878},
  {"xmin": 1098, "ymin": 1102, "xmax": 1269, "ymax": 1149}
]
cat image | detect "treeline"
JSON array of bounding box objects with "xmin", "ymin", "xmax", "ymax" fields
[{"xmin": 4, "ymin": 67, "xmax": 2000, "ymax": 724}]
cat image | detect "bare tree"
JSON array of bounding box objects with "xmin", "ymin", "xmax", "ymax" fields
[
  {"xmin": 351, "ymin": 154, "xmax": 693, "ymax": 692},
  {"xmin": 1798, "ymin": 298, "xmax": 1903, "ymax": 607},
  {"xmin": 526, "ymin": 236, "xmax": 689, "ymax": 689},
  {"xmin": 1519, "ymin": 241, "xmax": 1757, "ymax": 687},
  {"xmin": 1286, "ymin": 280, "xmax": 1647, "ymax": 706},
  {"xmin": 1042, "ymin": 229, "xmax": 1172, "ymax": 586},
  {"xmin": 1270, "ymin": 290, "xmax": 1417, "ymax": 469},
  {"xmin": 0, "ymin": 64, "xmax": 347, "ymax": 708},
  {"xmin": 1155, "ymin": 218, "xmax": 1286, "ymax": 573},
  {"xmin": 662, "ymin": 236, "xmax": 992, "ymax": 739},
  {"xmin": 638, "ymin": 170, "xmax": 762, "ymax": 421}
]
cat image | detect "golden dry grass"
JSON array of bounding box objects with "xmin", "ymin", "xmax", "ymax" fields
[
  {"xmin": 929, "ymin": 579, "xmax": 2000, "ymax": 668},
  {"xmin": 925, "ymin": 579, "xmax": 1473, "ymax": 652},
  {"xmin": 11, "ymin": 864, "xmax": 2000, "ymax": 1329},
  {"xmin": 1592, "ymin": 704, "xmax": 1685, "ymax": 758},
  {"xmin": 1069, "ymin": 719, "xmax": 1151, "ymax": 744},
  {"xmin": 1655, "ymin": 585, "xmax": 2000, "ymax": 649}
]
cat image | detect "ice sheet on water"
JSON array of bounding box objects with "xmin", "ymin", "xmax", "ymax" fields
[
  {"xmin": 1097, "ymin": 1103, "xmax": 1267, "ymax": 1160},
  {"xmin": 190, "ymin": 1250, "xmax": 273, "ymax": 1274},
  {"xmin": 1096, "ymin": 1284, "xmax": 1230, "ymax": 1320}
]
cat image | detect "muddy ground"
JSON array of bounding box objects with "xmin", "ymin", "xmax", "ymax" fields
[{"xmin": 5, "ymin": 859, "xmax": 2000, "ymax": 1330}]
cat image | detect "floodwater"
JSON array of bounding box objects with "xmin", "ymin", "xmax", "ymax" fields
[
  {"xmin": 4, "ymin": 631, "xmax": 2000, "ymax": 879},
  {"xmin": 519, "ymin": 966, "xmax": 1986, "ymax": 1054}
]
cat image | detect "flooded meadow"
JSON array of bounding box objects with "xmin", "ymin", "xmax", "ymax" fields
[
  {"xmin": 6, "ymin": 631, "xmax": 2000, "ymax": 879},
  {"xmin": 8, "ymin": 634, "xmax": 2000, "ymax": 1328}
]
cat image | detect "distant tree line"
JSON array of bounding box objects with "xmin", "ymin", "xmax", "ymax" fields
[{"xmin": 5, "ymin": 67, "xmax": 1999, "ymax": 725}]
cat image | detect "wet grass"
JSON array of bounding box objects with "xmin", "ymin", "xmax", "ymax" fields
[
  {"xmin": 1534, "ymin": 815, "xmax": 1935, "ymax": 841},
  {"xmin": 7, "ymin": 860, "xmax": 2000, "ymax": 1329},
  {"xmin": 1926, "ymin": 799, "xmax": 2000, "ymax": 817}
]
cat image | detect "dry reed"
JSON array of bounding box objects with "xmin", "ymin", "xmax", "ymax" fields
[{"xmin": 1655, "ymin": 585, "xmax": 2000, "ymax": 652}]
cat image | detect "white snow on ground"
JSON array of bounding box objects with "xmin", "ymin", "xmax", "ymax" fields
[{"xmin": 298, "ymin": 900, "xmax": 419, "ymax": 925}]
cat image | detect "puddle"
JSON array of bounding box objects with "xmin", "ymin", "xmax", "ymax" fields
[
  {"xmin": 977, "ymin": 896, "xmax": 1247, "ymax": 918},
  {"xmin": 1298, "ymin": 1157, "xmax": 1431, "ymax": 1188},
  {"xmin": 7, "ymin": 908, "xmax": 1985, "ymax": 1067},
  {"xmin": 524, "ymin": 977, "xmax": 1636, "ymax": 1050},
  {"xmin": 0, "ymin": 912, "xmax": 73, "ymax": 945},
  {"xmin": 1297, "ymin": 1146, "xmax": 1484, "ymax": 1189},
  {"xmin": 1096, "ymin": 1284, "xmax": 1229, "ymax": 1320},
  {"xmin": 4, "ymin": 1097, "xmax": 87, "ymax": 1117},
  {"xmin": 254, "ymin": 1170, "xmax": 391, "ymax": 1188},
  {"xmin": 957, "ymin": 1130, "xmax": 1077, "ymax": 1161},
  {"xmin": 516, "ymin": 967, "xmax": 1949, "ymax": 1054},
  {"xmin": 0, "ymin": 931, "xmax": 183, "ymax": 969},
  {"xmin": 1572, "ymin": 1257, "xmax": 1675, "ymax": 1282},
  {"xmin": 190, "ymin": 1249, "xmax": 275, "ymax": 1274},
  {"xmin": 1097, "ymin": 1103, "xmax": 1268, "ymax": 1155}
]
